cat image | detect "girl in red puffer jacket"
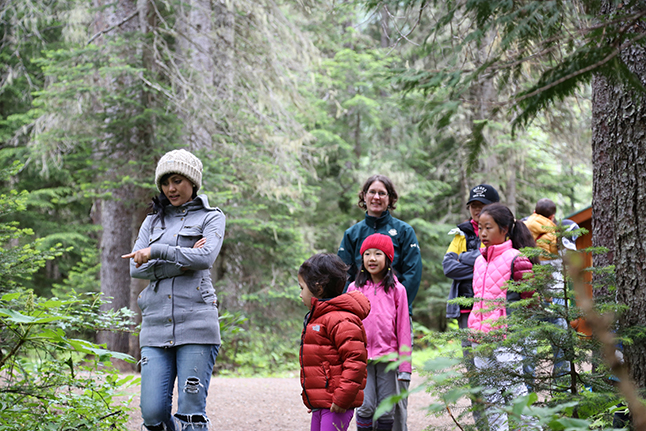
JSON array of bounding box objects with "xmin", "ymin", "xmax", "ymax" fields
[{"xmin": 299, "ymin": 254, "xmax": 370, "ymax": 431}]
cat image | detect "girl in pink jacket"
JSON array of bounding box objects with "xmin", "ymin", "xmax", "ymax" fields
[
  {"xmin": 470, "ymin": 203, "xmax": 537, "ymax": 431},
  {"xmin": 347, "ymin": 233, "xmax": 411, "ymax": 431}
]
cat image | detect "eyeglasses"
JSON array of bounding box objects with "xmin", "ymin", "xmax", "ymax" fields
[{"xmin": 366, "ymin": 190, "xmax": 388, "ymax": 198}]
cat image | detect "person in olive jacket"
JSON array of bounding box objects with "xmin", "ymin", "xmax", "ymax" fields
[
  {"xmin": 122, "ymin": 149, "xmax": 225, "ymax": 431},
  {"xmin": 337, "ymin": 174, "xmax": 421, "ymax": 431}
]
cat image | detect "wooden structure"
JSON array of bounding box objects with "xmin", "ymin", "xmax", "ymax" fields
[{"xmin": 565, "ymin": 205, "xmax": 593, "ymax": 336}]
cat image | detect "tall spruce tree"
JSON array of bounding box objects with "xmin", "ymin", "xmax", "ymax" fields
[{"xmin": 591, "ymin": 0, "xmax": 646, "ymax": 390}]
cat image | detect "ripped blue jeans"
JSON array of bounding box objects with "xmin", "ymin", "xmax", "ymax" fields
[{"xmin": 140, "ymin": 344, "xmax": 220, "ymax": 430}]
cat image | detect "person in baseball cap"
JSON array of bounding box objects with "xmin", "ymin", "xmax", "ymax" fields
[
  {"xmin": 467, "ymin": 184, "xmax": 500, "ymax": 206},
  {"xmin": 560, "ymin": 219, "xmax": 580, "ymax": 251},
  {"xmin": 443, "ymin": 183, "xmax": 500, "ymax": 429}
]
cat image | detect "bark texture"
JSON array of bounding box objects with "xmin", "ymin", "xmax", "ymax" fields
[
  {"xmin": 591, "ymin": 5, "xmax": 646, "ymax": 387},
  {"xmin": 177, "ymin": 0, "xmax": 234, "ymax": 149},
  {"xmin": 98, "ymin": 189, "xmax": 133, "ymax": 354}
]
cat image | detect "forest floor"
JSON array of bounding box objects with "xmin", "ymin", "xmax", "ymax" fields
[{"xmin": 123, "ymin": 371, "xmax": 465, "ymax": 430}]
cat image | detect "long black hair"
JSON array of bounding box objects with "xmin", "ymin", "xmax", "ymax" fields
[
  {"xmin": 149, "ymin": 173, "xmax": 198, "ymax": 228},
  {"xmin": 480, "ymin": 203, "xmax": 539, "ymax": 264},
  {"xmin": 355, "ymin": 254, "xmax": 397, "ymax": 293}
]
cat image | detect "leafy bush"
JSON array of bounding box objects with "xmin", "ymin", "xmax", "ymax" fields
[
  {"xmin": 0, "ymin": 162, "xmax": 137, "ymax": 430},
  {"xmin": 392, "ymin": 226, "xmax": 639, "ymax": 430}
]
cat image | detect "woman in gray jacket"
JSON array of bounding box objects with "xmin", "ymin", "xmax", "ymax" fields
[{"xmin": 122, "ymin": 149, "xmax": 225, "ymax": 431}]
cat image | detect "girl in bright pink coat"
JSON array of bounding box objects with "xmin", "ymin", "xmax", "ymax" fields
[
  {"xmin": 347, "ymin": 233, "xmax": 411, "ymax": 431},
  {"xmin": 470, "ymin": 203, "xmax": 537, "ymax": 431}
]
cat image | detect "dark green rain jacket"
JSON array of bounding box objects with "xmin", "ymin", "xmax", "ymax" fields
[{"xmin": 338, "ymin": 211, "xmax": 422, "ymax": 315}]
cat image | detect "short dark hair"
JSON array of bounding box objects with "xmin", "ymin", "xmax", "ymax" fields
[
  {"xmin": 535, "ymin": 198, "xmax": 556, "ymax": 218},
  {"xmin": 357, "ymin": 175, "xmax": 398, "ymax": 211},
  {"xmin": 298, "ymin": 254, "xmax": 349, "ymax": 299}
]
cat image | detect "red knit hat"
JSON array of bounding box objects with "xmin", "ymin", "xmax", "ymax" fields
[{"xmin": 360, "ymin": 233, "xmax": 395, "ymax": 262}]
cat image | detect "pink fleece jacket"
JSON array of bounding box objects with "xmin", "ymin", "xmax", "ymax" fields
[{"xmin": 347, "ymin": 276, "xmax": 412, "ymax": 373}]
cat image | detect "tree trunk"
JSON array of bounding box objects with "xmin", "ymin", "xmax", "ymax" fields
[
  {"xmin": 506, "ymin": 166, "xmax": 517, "ymax": 216},
  {"xmin": 592, "ymin": 33, "xmax": 646, "ymax": 388},
  {"xmin": 214, "ymin": 0, "xmax": 234, "ymax": 95},
  {"xmin": 354, "ymin": 111, "xmax": 361, "ymax": 160},
  {"xmin": 176, "ymin": 0, "xmax": 234, "ymax": 149},
  {"xmin": 93, "ymin": 0, "xmax": 144, "ymax": 359},
  {"xmin": 591, "ymin": 73, "xmax": 615, "ymax": 289},
  {"xmin": 97, "ymin": 188, "xmax": 133, "ymax": 354},
  {"xmin": 380, "ymin": 7, "xmax": 389, "ymax": 48}
]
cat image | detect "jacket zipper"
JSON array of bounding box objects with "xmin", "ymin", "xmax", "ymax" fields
[
  {"xmin": 479, "ymin": 260, "xmax": 489, "ymax": 327},
  {"xmin": 300, "ymin": 308, "xmax": 314, "ymax": 408},
  {"xmin": 171, "ymin": 276, "xmax": 176, "ymax": 345}
]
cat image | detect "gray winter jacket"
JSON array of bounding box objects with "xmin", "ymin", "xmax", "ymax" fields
[{"xmin": 130, "ymin": 194, "xmax": 225, "ymax": 348}]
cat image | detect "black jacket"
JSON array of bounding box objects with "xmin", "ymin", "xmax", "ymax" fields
[{"xmin": 443, "ymin": 220, "xmax": 481, "ymax": 319}]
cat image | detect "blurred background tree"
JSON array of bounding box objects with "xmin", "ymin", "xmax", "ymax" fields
[{"xmin": 0, "ymin": 0, "xmax": 593, "ymax": 375}]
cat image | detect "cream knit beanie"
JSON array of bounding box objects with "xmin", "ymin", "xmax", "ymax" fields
[{"xmin": 155, "ymin": 149, "xmax": 203, "ymax": 192}]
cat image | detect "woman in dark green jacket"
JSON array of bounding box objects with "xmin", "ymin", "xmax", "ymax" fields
[
  {"xmin": 337, "ymin": 175, "xmax": 422, "ymax": 313},
  {"xmin": 337, "ymin": 174, "xmax": 422, "ymax": 431}
]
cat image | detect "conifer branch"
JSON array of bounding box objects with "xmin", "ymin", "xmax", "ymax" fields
[
  {"xmin": 514, "ymin": 31, "xmax": 646, "ymax": 104},
  {"xmin": 86, "ymin": 10, "xmax": 139, "ymax": 46},
  {"xmin": 384, "ymin": 1, "xmax": 427, "ymax": 49}
]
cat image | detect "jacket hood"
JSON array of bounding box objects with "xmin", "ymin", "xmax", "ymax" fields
[
  {"xmin": 363, "ymin": 210, "xmax": 393, "ymax": 230},
  {"xmin": 184, "ymin": 194, "xmax": 216, "ymax": 211},
  {"xmin": 457, "ymin": 219, "xmax": 476, "ymax": 235},
  {"xmin": 480, "ymin": 239, "xmax": 513, "ymax": 262},
  {"xmin": 525, "ymin": 213, "xmax": 555, "ymax": 237},
  {"xmin": 311, "ymin": 290, "xmax": 371, "ymax": 321}
]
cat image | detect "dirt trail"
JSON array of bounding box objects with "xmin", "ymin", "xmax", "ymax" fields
[{"xmin": 124, "ymin": 372, "xmax": 461, "ymax": 430}]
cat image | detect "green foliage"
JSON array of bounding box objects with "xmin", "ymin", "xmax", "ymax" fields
[
  {"xmin": 0, "ymin": 291, "xmax": 138, "ymax": 430},
  {"xmin": 415, "ymin": 226, "xmax": 636, "ymax": 429},
  {"xmin": 0, "ymin": 163, "xmax": 136, "ymax": 430},
  {"xmin": 216, "ymin": 312, "xmax": 301, "ymax": 376},
  {"xmin": 0, "ymin": 162, "xmax": 69, "ymax": 293},
  {"xmin": 0, "ymin": 0, "xmax": 597, "ymax": 377}
]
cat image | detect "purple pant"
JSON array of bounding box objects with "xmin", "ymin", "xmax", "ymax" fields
[{"xmin": 310, "ymin": 408, "xmax": 354, "ymax": 431}]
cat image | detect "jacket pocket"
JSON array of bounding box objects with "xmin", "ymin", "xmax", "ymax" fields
[
  {"xmin": 178, "ymin": 227, "xmax": 203, "ymax": 248},
  {"xmin": 322, "ymin": 361, "xmax": 332, "ymax": 392},
  {"xmin": 137, "ymin": 281, "xmax": 156, "ymax": 312},
  {"xmin": 199, "ymin": 278, "xmax": 218, "ymax": 308},
  {"xmin": 148, "ymin": 228, "xmax": 164, "ymax": 245}
]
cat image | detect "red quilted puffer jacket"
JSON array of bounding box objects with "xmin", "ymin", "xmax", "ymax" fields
[{"xmin": 300, "ymin": 290, "xmax": 370, "ymax": 410}]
